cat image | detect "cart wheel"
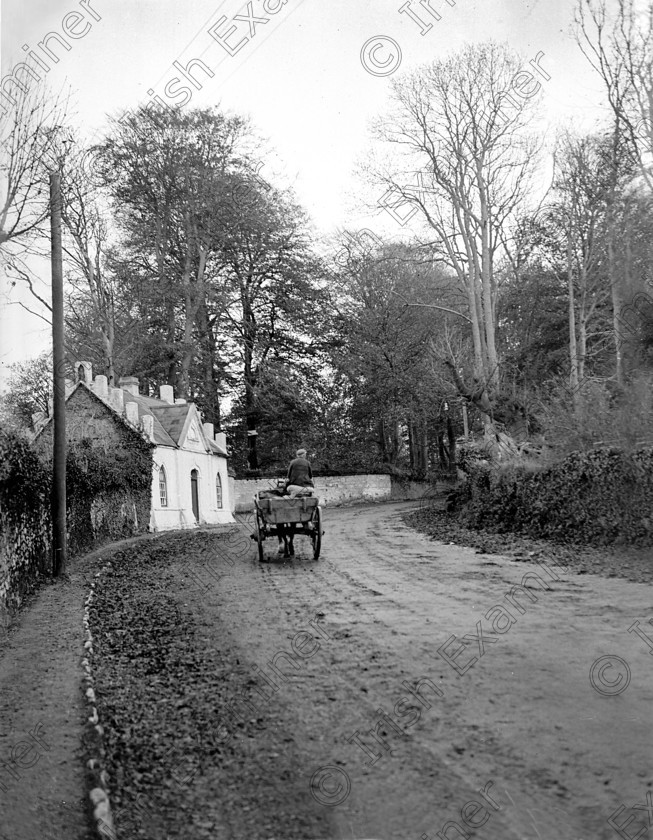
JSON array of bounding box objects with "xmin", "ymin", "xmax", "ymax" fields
[
  {"xmin": 255, "ymin": 511, "xmax": 265, "ymax": 562},
  {"xmin": 312, "ymin": 507, "xmax": 322, "ymax": 560}
]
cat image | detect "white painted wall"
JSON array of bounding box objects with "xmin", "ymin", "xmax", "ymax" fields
[
  {"xmin": 150, "ymin": 446, "xmax": 234, "ymax": 530},
  {"xmin": 233, "ymin": 474, "xmax": 392, "ymax": 513}
]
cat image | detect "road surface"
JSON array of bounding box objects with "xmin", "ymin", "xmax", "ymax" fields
[{"xmin": 190, "ymin": 501, "xmax": 653, "ymax": 840}]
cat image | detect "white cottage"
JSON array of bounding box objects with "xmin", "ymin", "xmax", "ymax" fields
[
  {"xmin": 115, "ymin": 375, "xmax": 235, "ymax": 531},
  {"xmin": 34, "ymin": 363, "xmax": 235, "ymax": 531}
]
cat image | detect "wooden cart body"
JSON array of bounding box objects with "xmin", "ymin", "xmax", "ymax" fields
[{"xmin": 252, "ymin": 495, "xmax": 322, "ymax": 560}]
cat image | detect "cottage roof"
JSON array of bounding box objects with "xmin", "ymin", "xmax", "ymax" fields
[
  {"xmin": 121, "ymin": 393, "xmax": 179, "ymax": 447},
  {"xmin": 32, "ymin": 381, "xmax": 227, "ymax": 457},
  {"xmin": 32, "ymin": 381, "xmax": 150, "ymax": 443},
  {"xmin": 150, "ymin": 404, "xmax": 193, "ymax": 445}
]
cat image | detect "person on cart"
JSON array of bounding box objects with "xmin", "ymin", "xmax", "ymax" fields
[
  {"xmin": 275, "ymin": 448, "xmax": 314, "ymax": 556},
  {"xmin": 285, "ymin": 448, "xmax": 314, "ymax": 497}
]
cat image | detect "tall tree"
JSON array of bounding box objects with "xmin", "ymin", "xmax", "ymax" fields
[
  {"xmin": 576, "ymin": 0, "xmax": 653, "ymax": 192},
  {"xmin": 326, "ymin": 239, "xmax": 455, "ymax": 469},
  {"xmin": 218, "ymin": 179, "xmax": 323, "ymax": 470},
  {"xmin": 100, "ymin": 106, "xmax": 253, "ymax": 411},
  {"xmin": 0, "ymin": 79, "xmax": 70, "ymax": 249},
  {"xmin": 0, "ymin": 79, "xmax": 71, "ymax": 327},
  {"xmin": 373, "ymin": 42, "xmax": 542, "ymax": 432}
]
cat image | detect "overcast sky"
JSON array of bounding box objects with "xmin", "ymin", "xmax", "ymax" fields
[{"xmin": 0, "ymin": 0, "xmax": 610, "ymax": 377}]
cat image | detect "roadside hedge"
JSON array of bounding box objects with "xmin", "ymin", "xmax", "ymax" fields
[
  {"xmin": 451, "ymin": 448, "xmax": 653, "ymax": 546},
  {"xmin": 0, "ymin": 428, "xmax": 153, "ymax": 612},
  {"xmin": 0, "ymin": 429, "xmax": 51, "ymax": 612}
]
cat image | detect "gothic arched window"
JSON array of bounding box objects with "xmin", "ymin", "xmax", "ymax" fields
[{"xmin": 159, "ymin": 466, "xmax": 168, "ymax": 507}]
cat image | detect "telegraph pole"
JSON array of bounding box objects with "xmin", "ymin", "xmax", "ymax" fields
[{"xmin": 50, "ymin": 171, "xmax": 67, "ymax": 576}]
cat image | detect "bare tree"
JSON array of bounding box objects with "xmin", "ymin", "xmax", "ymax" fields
[
  {"xmin": 0, "ymin": 77, "xmax": 72, "ymax": 336},
  {"xmin": 373, "ymin": 42, "xmax": 542, "ymax": 433},
  {"xmin": 0, "ymin": 77, "xmax": 70, "ymax": 248},
  {"xmin": 576, "ymin": 0, "xmax": 653, "ymax": 192},
  {"xmin": 552, "ymin": 133, "xmax": 618, "ymax": 398},
  {"xmin": 55, "ymin": 138, "xmax": 120, "ymax": 384}
]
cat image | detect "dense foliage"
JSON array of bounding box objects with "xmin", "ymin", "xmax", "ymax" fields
[
  {"xmin": 4, "ymin": 20, "xmax": 653, "ymax": 480},
  {"xmin": 0, "ymin": 428, "xmax": 154, "ymax": 606},
  {"xmin": 450, "ymin": 447, "xmax": 653, "ymax": 546}
]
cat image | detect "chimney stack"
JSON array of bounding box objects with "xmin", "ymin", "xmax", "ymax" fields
[
  {"xmin": 119, "ymin": 376, "xmax": 139, "ymax": 397},
  {"xmin": 203, "ymin": 422, "xmax": 214, "ymax": 440},
  {"xmin": 215, "ymin": 432, "xmax": 227, "ymax": 451},
  {"xmin": 159, "ymin": 385, "xmax": 174, "ymax": 404},
  {"xmin": 94, "ymin": 375, "xmax": 108, "ymax": 398},
  {"xmin": 109, "ymin": 387, "xmax": 124, "ymax": 413},
  {"xmin": 125, "ymin": 401, "xmax": 139, "ymax": 426},
  {"xmin": 75, "ymin": 361, "xmax": 93, "ymax": 384},
  {"xmin": 141, "ymin": 414, "xmax": 155, "ymax": 441}
]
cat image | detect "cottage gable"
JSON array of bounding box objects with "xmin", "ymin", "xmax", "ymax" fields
[
  {"xmin": 32, "ymin": 364, "xmax": 234, "ymax": 530},
  {"xmin": 33, "ymin": 382, "xmax": 148, "ymax": 450},
  {"xmin": 176, "ymin": 407, "xmax": 210, "ymax": 453}
]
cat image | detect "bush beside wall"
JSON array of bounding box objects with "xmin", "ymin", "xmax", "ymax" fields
[
  {"xmin": 0, "ymin": 430, "xmax": 51, "ymax": 612},
  {"xmin": 452, "ymin": 448, "xmax": 653, "ymax": 546},
  {"xmin": 0, "ymin": 429, "xmax": 153, "ymax": 612}
]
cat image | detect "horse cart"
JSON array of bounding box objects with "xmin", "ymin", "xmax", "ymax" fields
[{"xmin": 252, "ymin": 494, "xmax": 322, "ymax": 561}]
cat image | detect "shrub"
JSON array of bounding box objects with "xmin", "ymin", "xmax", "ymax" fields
[{"xmin": 454, "ymin": 447, "xmax": 653, "ymax": 546}]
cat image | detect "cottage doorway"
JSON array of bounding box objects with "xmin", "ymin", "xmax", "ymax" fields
[{"xmin": 190, "ymin": 469, "xmax": 200, "ymax": 522}]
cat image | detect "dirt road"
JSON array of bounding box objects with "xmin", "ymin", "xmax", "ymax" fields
[{"xmin": 194, "ymin": 501, "xmax": 653, "ymax": 840}]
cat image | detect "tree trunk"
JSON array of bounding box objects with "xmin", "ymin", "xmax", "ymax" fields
[
  {"xmin": 446, "ymin": 416, "xmax": 457, "ymax": 476},
  {"xmin": 197, "ymin": 301, "xmax": 221, "ymax": 427},
  {"xmin": 242, "ymin": 279, "xmax": 260, "ymax": 471},
  {"xmin": 408, "ymin": 420, "xmax": 416, "ymax": 470},
  {"xmin": 608, "ymin": 226, "xmax": 625, "ymax": 386},
  {"xmin": 378, "ymin": 418, "xmax": 388, "ymax": 462},
  {"xmin": 419, "ymin": 422, "xmax": 429, "ymax": 472},
  {"xmin": 477, "ymin": 165, "xmax": 500, "ymax": 392},
  {"xmin": 567, "ymin": 214, "xmax": 580, "ymax": 408},
  {"xmin": 391, "ymin": 421, "xmax": 400, "ymax": 465},
  {"xmin": 437, "ymin": 430, "xmax": 448, "ymax": 471}
]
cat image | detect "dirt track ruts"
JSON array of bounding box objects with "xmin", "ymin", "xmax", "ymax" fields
[{"xmin": 200, "ymin": 501, "xmax": 653, "ymax": 840}]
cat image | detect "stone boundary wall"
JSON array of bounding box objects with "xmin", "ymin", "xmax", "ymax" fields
[
  {"xmin": 389, "ymin": 478, "xmax": 448, "ymax": 501},
  {"xmin": 0, "ymin": 507, "xmax": 50, "ymax": 626},
  {"xmin": 1, "ymin": 427, "xmax": 153, "ymax": 616},
  {"xmin": 233, "ymin": 474, "xmax": 393, "ymax": 512},
  {"xmin": 0, "ymin": 488, "xmax": 151, "ymax": 617}
]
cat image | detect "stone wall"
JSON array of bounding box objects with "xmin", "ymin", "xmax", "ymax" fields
[
  {"xmin": 233, "ymin": 474, "xmax": 392, "ymax": 512},
  {"xmin": 1, "ymin": 486, "xmax": 151, "ymax": 614},
  {"xmin": 0, "ymin": 430, "xmax": 51, "ymax": 619},
  {"xmin": 389, "ymin": 477, "xmax": 445, "ymax": 501},
  {"xmin": 1, "ymin": 408, "xmax": 152, "ymax": 615},
  {"xmin": 0, "ymin": 501, "xmax": 50, "ymax": 617},
  {"xmin": 36, "ymin": 386, "xmax": 132, "ymax": 455}
]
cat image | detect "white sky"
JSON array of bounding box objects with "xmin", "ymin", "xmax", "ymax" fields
[{"xmin": 0, "ymin": 0, "xmax": 610, "ymax": 379}]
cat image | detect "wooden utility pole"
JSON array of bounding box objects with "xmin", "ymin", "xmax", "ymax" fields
[{"xmin": 50, "ymin": 171, "xmax": 67, "ymax": 576}]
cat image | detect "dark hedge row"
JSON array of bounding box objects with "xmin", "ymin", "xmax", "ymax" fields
[
  {"xmin": 450, "ymin": 448, "xmax": 653, "ymax": 546},
  {"xmin": 0, "ymin": 430, "xmax": 51, "ymax": 610},
  {"xmin": 0, "ymin": 428, "xmax": 153, "ymax": 610}
]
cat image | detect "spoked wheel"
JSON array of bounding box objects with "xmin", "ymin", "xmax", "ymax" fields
[
  {"xmin": 256, "ymin": 512, "xmax": 265, "ymax": 562},
  {"xmin": 311, "ymin": 506, "xmax": 322, "ymax": 560}
]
